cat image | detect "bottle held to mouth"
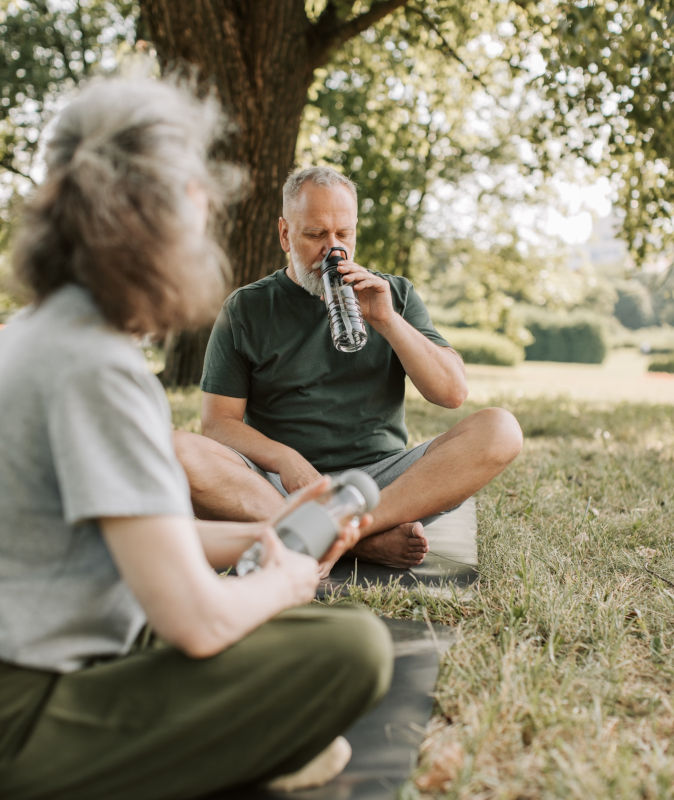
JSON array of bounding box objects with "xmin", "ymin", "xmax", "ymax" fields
[
  {"xmin": 320, "ymin": 246, "xmax": 368, "ymax": 353},
  {"xmin": 236, "ymin": 470, "xmax": 380, "ymax": 576}
]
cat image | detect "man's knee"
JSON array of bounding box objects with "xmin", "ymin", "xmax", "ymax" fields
[
  {"xmin": 173, "ymin": 430, "xmax": 208, "ymax": 485},
  {"xmin": 173, "ymin": 430, "xmax": 245, "ymax": 487},
  {"xmin": 173, "ymin": 430, "xmax": 198, "ymax": 473},
  {"xmin": 173, "ymin": 430, "xmax": 200, "ymax": 462},
  {"xmin": 479, "ymin": 407, "xmax": 523, "ymax": 465},
  {"xmin": 173, "ymin": 430, "xmax": 231, "ymax": 498}
]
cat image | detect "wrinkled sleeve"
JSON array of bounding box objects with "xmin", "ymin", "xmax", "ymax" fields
[{"xmin": 47, "ymin": 365, "xmax": 193, "ymax": 525}]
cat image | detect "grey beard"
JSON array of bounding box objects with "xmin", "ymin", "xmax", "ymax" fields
[{"xmin": 295, "ymin": 263, "xmax": 324, "ymax": 297}]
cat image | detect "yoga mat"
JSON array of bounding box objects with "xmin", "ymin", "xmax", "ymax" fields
[
  {"xmin": 202, "ymin": 502, "xmax": 475, "ymax": 798},
  {"xmin": 320, "ymin": 497, "xmax": 478, "ymax": 595},
  {"xmin": 219, "ymin": 617, "xmax": 453, "ymax": 800}
]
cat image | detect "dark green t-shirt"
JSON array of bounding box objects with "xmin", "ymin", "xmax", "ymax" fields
[{"xmin": 201, "ymin": 268, "xmax": 449, "ymax": 472}]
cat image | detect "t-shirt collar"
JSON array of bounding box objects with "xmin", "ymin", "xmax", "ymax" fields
[{"xmin": 276, "ymin": 267, "xmax": 323, "ymax": 302}]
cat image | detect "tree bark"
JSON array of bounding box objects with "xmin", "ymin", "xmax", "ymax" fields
[
  {"xmin": 158, "ymin": 328, "xmax": 212, "ymax": 387},
  {"xmin": 139, "ymin": 0, "xmax": 409, "ymax": 385}
]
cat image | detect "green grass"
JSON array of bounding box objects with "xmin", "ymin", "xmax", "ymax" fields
[
  {"xmin": 400, "ymin": 395, "xmax": 674, "ymax": 799},
  {"xmin": 166, "ymin": 362, "xmax": 674, "ymax": 799}
]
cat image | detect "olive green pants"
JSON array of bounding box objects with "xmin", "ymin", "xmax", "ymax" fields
[{"xmin": 0, "ymin": 605, "xmax": 393, "ymax": 800}]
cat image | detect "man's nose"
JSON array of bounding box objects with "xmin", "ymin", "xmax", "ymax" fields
[{"xmin": 323, "ymin": 236, "xmax": 345, "ymax": 257}]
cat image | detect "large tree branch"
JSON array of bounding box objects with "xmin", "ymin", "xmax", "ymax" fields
[
  {"xmin": 308, "ymin": 0, "xmax": 410, "ymax": 68},
  {"xmin": 0, "ymin": 156, "xmax": 34, "ymax": 184},
  {"xmin": 407, "ymin": 4, "xmax": 510, "ymax": 112}
]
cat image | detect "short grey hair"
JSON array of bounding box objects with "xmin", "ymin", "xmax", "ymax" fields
[
  {"xmin": 282, "ymin": 166, "xmax": 357, "ymax": 217},
  {"xmin": 13, "ymin": 72, "xmax": 243, "ymax": 335}
]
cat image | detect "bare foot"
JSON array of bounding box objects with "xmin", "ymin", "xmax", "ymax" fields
[
  {"xmin": 351, "ymin": 522, "xmax": 429, "ymax": 568},
  {"xmin": 266, "ymin": 736, "xmax": 351, "ymax": 791}
]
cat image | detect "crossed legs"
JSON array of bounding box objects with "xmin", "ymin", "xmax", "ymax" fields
[
  {"xmin": 174, "ymin": 406, "xmax": 523, "ymax": 568},
  {"xmin": 351, "ymin": 407, "xmax": 522, "ymax": 566}
]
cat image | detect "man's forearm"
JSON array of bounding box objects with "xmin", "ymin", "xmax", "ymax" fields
[
  {"xmin": 374, "ymin": 313, "xmax": 468, "ymax": 408},
  {"xmin": 201, "ymin": 416, "xmax": 302, "ymax": 474}
]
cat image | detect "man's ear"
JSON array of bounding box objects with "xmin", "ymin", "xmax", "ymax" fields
[{"xmin": 278, "ymin": 216, "xmax": 290, "ymax": 253}]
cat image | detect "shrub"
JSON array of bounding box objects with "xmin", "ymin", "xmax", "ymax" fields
[
  {"xmin": 524, "ymin": 311, "xmax": 608, "ymax": 364},
  {"xmin": 647, "ymin": 355, "xmax": 674, "ymax": 373},
  {"xmin": 436, "ymin": 326, "xmax": 524, "ymax": 366},
  {"xmin": 614, "ymin": 281, "xmax": 654, "ymax": 329}
]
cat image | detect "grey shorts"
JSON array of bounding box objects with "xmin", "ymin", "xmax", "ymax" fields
[{"xmin": 233, "ymin": 439, "xmax": 448, "ymax": 525}]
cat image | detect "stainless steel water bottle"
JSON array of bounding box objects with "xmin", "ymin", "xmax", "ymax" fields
[
  {"xmin": 236, "ymin": 469, "xmax": 380, "ymax": 575},
  {"xmin": 320, "ymin": 246, "xmax": 368, "ymax": 353}
]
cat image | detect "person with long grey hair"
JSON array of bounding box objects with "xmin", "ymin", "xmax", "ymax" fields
[{"xmin": 0, "ymin": 74, "xmax": 392, "ymax": 799}]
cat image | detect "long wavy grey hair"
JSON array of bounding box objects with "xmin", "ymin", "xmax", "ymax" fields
[{"xmin": 13, "ymin": 74, "xmax": 240, "ymax": 336}]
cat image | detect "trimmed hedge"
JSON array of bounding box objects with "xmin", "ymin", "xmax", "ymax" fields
[
  {"xmin": 648, "ymin": 355, "xmax": 674, "ymax": 374},
  {"xmin": 436, "ymin": 326, "xmax": 524, "ymax": 366},
  {"xmin": 524, "ymin": 311, "xmax": 608, "ymax": 364}
]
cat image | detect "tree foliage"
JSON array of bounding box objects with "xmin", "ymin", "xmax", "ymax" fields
[
  {"xmin": 298, "ymin": 4, "xmax": 530, "ymax": 277},
  {"xmin": 0, "ymin": 0, "xmax": 138, "ymax": 184},
  {"xmin": 299, "ymin": 0, "xmax": 674, "ymax": 270},
  {"xmin": 296, "ymin": 2, "xmax": 643, "ymax": 335},
  {"xmin": 4, "ymin": 1, "xmax": 670, "ymax": 268},
  {"xmin": 509, "ymin": 0, "xmax": 673, "ymax": 260},
  {"xmin": 1, "ymin": 0, "xmax": 672, "ymax": 378},
  {"xmin": 0, "ymin": 0, "xmax": 139, "ymax": 316},
  {"xmin": 614, "ymin": 279, "xmax": 655, "ymax": 329}
]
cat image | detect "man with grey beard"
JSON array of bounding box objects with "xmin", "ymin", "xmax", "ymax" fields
[{"xmin": 175, "ymin": 166, "xmax": 523, "ymax": 569}]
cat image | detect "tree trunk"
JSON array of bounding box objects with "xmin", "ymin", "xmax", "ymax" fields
[
  {"xmin": 141, "ymin": 0, "xmax": 313, "ymax": 385},
  {"xmin": 158, "ymin": 328, "xmax": 212, "ymax": 387},
  {"xmin": 139, "ymin": 0, "xmax": 409, "ymax": 385}
]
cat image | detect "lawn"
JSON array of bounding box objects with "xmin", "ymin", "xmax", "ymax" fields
[{"xmin": 167, "ymin": 351, "xmax": 674, "ymax": 799}]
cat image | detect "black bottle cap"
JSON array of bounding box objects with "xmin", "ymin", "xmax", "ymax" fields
[{"xmin": 320, "ymin": 246, "xmax": 347, "ymax": 275}]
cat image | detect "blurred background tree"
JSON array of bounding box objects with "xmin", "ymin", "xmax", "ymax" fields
[{"xmin": 0, "ymin": 0, "xmax": 138, "ymax": 316}]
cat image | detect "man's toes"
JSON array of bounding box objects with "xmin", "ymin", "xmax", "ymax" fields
[
  {"xmin": 408, "ymin": 536, "xmax": 429, "ymax": 552},
  {"xmin": 408, "ymin": 523, "xmax": 427, "ymax": 541}
]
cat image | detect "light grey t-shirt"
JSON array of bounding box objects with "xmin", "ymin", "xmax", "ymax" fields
[{"xmin": 0, "ymin": 285, "xmax": 192, "ymax": 672}]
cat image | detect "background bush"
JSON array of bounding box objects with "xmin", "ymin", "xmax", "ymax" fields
[
  {"xmin": 613, "ymin": 280, "xmax": 655, "ymax": 329},
  {"xmin": 524, "ymin": 310, "xmax": 608, "ymax": 364},
  {"xmin": 436, "ymin": 326, "xmax": 524, "ymax": 366},
  {"xmin": 647, "ymin": 355, "xmax": 674, "ymax": 373}
]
